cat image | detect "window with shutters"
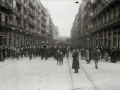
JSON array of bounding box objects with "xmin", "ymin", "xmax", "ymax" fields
[
  {"xmin": 108, "ymin": 12, "xmax": 110, "ymax": 21},
  {"xmin": 106, "ymin": 12, "xmax": 109, "ymax": 22},
  {"xmin": 105, "ymin": 14, "xmax": 107, "ymax": 23},
  {"xmin": 111, "ymin": 10, "xmax": 114, "ymax": 19},
  {"xmin": 0, "ymin": 13, "xmax": 1, "ymax": 22},
  {"xmin": 5, "ymin": 15, "xmax": 8, "ymax": 26},
  {"xmin": 100, "ymin": 17, "xmax": 102, "ymax": 25},
  {"xmin": 115, "ymin": 7, "xmax": 119, "ymax": 17}
]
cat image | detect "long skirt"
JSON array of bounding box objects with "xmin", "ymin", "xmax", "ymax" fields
[{"xmin": 104, "ymin": 53, "xmax": 109, "ymax": 61}]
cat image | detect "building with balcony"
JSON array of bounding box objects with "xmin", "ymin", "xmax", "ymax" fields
[
  {"xmin": 53, "ymin": 26, "xmax": 59, "ymax": 40},
  {"xmin": 71, "ymin": 0, "xmax": 120, "ymax": 48},
  {"xmin": 0, "ymin": 0, "xmax": 56, "ymax": 48},
  {"xmin": 70, "ymin": 14, "xmax": 79, "ymax": 45}
]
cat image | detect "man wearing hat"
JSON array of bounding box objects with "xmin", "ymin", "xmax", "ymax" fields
[{"xmin": 93, "ymin": 46, "xmax": 101, "ymax": 69}]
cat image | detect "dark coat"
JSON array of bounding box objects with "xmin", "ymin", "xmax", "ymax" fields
[
  {"xmin": 72, "ymin": 50, "xmax": 80, "ymax": 69},
  {"xmin": 111, "ymin": 50, "xmax": 117, "ymax": 63},
  {"xmin": 2, "ymin": 48, "xmax": 6, "ymax": 59},
  {"xmin": 93, "ymin": 49, "xmax": 101, "ymax": 61},
  {"xmin": 0, "ymin": 49, "xmax": 4, "ymax": 61}
]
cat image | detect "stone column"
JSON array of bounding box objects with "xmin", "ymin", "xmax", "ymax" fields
[
  {"xmin": 102, "ymin": 31, "xmax": 104, "ymax": 46},
  {"xmin": 117, "ymin": 28, "xmax": 119, "ymax": 47},
  {"xmin": 111, "ymin": 29, "xmax": 113, "ymax": 47},
  {"xmin": 106, "ymin": 30, "xmax": 108, "ymax": 46},
  {"xmin": 11, "ymin": 32, "xmax": 14, "ymax": 48},
  {"xmin": 7, "ymin": 32, "xmax": 9, "ymax": 46},
  {"xmin": 97, "ymin": 33, "xmax": 99, "ymax": 46}
]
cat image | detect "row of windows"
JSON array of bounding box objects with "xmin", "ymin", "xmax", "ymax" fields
[
  {"xmin": 0, "ymin": 13, "xmax": 41, "ymax": 34},
  {"xmin": 88, "ymin": 6, "xmax": 119, "ymax": 30}
]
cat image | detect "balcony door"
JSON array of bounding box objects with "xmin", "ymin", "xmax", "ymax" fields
[
  {"xmin": 113, "ymin": 33, "xmax": 117, "ymax": 47},
  {"xmin": 0, "ymin": 36, "xmax": 7, "ymax": 46},
  {"xmin": 0, "ymin": 36, "xmax": 2, "ymax": 45},
  {"xmin": 118, "ymin": 32, "xmax": 120, "ymax": 48}
]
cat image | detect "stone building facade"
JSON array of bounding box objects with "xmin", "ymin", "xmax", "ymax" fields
[
  {"xmin": 71, "ymin": 0, "xmax": 120, "ymax": 48},
  {"xmin": 0, "ymin": 0, "xmax": 55, "ymax": 48}
]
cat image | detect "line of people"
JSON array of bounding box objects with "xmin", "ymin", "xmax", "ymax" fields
[
  {"xmin": 0, "ymin": 44, "xmax": 70, "ymax": 63},
  {"xmin": 81, "ymin": 46, "xmax": 120, "ymax": 63}
]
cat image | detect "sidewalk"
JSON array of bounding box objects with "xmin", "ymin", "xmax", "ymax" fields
[{"xmin": 76, "ymin": 58, "xmax": 120, "ymax": 90}]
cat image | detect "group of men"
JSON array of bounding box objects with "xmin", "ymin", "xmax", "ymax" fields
[
  {"xmin": 81, "ymin": 46, "xmax": 120, "ymax": 63},
  {"xmin": 0, "ymin": 44, "xmax": 70, "ymax": 62}
]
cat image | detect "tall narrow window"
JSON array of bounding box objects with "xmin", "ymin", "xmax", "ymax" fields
[
  {"xmin": 0, "ymin": 13, "xmax": 1, "ymax": 21},
  {"xmin": 111, "ymin": 10, "xmax": 114, "ymax": 19},
  {"xmin": 5, "ymin": 15, "xmax": 8, "ymax": 25},
  {"xmin": 115, "ymin": 7, "xmax": 119, "ymax": 17}
]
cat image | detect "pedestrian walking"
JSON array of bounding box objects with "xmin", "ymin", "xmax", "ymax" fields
[
  {"xmin": 111, "ymin": 47, "xmax": 117, "ymax": 63},
  {"xmin": 93, "ymin": 46, "xmax": 101, "ymax": 69},
  {"xmin": 104, "ymin": 51, "xmax": 109, "ymax": 61},
  {"xmin": 56, "ymin": 49, "xmax": 60, "ymax": 65},
  {"xmin": 66, "ymin": 48, "xmax": 69, "ymax": 58},
  {"xmin": 81, "ymin": 48, "xmax": 85, "ymax": 59},
  {"xmin": 117, "ymin": 48, "xmax": 120, "ymax": 61},
  {"xmin": 2, "ymin": 46, "xmax": 6, "ymax": 60},
  {"xmin": 28, "ymin": 46, "xmax": 32, "ymax": 60},
  {"xmin": 0, "ymin": 46, "xmax": 4, "ymax": 62},
  {"xmin": 72, "ymin": 47, "xmax": 80, "ymax": 73},
  {"xmin": 85, "ymin": 49, "xmax": 90, "ymax": 64}
]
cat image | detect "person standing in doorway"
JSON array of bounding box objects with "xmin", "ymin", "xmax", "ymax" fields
[
  {"xmin": 72, "ymin": 47, "xmax": 80, "ymax": 73},
  {"xmin": 93, "ymin": 46, "xmax": 101, "ymax": 69}
]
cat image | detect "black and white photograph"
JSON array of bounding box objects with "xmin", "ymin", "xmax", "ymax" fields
[{"xmin": 0, "ymin": 0, "xmax": 120, "ymax": 90}]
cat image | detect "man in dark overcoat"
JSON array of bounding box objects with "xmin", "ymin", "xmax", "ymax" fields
[
  {"xmin": 2, "ymin": 46, "xmax": 6, "ymax": 60},
  {"xmin": 28, "ymin": 46, "xmax": 33, "ymax": 60},
  {"xmin": 0, "ymin": 46, "xmax": 4, "ymax": 62},
  {"xmin": 111, "ymin": 47, "xmax": 117, "ymax": 63},
  {"xmin": 72, "ymin": 47, "xmax": 80, "ymax": 73},
  {"xmin": 93, "ymin": 46, "xmax": 101, "ymax": 69}
]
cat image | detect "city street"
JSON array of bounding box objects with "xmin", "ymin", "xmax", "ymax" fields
[{"xmin": 0, "ymin": 55, "xmax": 120, "ymax": 90}]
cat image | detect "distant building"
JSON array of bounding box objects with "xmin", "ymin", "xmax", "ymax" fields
[
  {"xmin": 53, "ymin": 26, "xmax": 59, "ymax": 40},
  {"xmin": 71, "ymin": 14, "xmax": 78, "ymax": 45}
]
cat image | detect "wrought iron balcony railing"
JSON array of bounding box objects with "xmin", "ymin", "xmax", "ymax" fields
[
  {"xmin": 0, "ymin": 0, "xmax": 12, "ymax": 11},
  {"xmin": 89, "ymin": 0, "xmax": 116, "ymax": 22},
  {"xmin": 89, "ymin": 17, "xmax": 120, "ymax": 34},
  {"xmin": 29, "ymin": 0, "xmax": 35, "ymax": 9}
]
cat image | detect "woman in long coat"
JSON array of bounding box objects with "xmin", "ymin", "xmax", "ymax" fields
[
  {"xmin": 0, "ymin": 47, "xmax": 4, "ymax": 62},
  {"xmin": 111, "ymin": 48, "xmax": 117, "ymax": 63},
  {"xmin": 72, "ymin": 47, "xmax": 80, "ymax": 73},
  {"xmin": 104, "ymin": 51, "xmax": 109, "ymax": 61},
  {"xmin": 85, "ymin": 49, "xmax": 90, "ymax": 63}
]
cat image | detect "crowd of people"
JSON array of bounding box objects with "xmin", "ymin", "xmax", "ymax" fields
[
  {"xmin": 79, "ymin": 46, "xmax": 120, "ymax": 69},
  {"xmin": 0, "ymin": 43, "xmax": 120, "ymax": 72},
  {"xmin": 81, "ymin": 46, "xmax": 120, "ymax": 63},
  {"xmin": 0, "ymin": 44, "xmax": 70, "ymax": 63}
]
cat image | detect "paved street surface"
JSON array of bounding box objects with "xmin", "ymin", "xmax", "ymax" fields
[{"xmin": 0, "ymin": 55, "xmax": 120, "ymax": 90}]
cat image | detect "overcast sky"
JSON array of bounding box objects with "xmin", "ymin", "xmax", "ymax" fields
[{"xmin": 40, "ymin": 0, "xmax": 81, "ymax": 37}]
